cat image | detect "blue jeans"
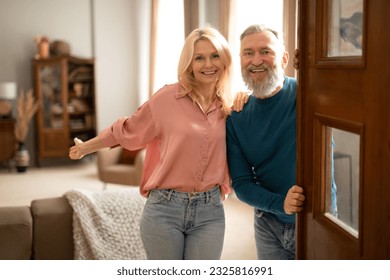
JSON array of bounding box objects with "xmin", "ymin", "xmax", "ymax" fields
[
  {"xmin": 254, "ymin": 209, "xmax": 295, "ymax": 260},
  {"xmin": 140, "ymin": 186, "xmax": 225, "ymax": 260}
]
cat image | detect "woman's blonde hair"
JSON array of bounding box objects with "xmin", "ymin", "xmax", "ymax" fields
[{"xmin": 177, "ymin": 26, "xmax": 232, "ymax": 117}]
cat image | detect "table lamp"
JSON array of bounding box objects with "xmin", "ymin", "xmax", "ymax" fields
[{"xmin": 0, "ymin": 82, "xmax": 17, "ymax": 118}]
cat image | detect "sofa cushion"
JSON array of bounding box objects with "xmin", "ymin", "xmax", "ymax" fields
[
  {"xmin": 31, "ymin": 196, "xmax": 74, "ymax": 260},
  {"xmin": 0, "ymin": 206, "xmax": 32, "ymax": 260}
]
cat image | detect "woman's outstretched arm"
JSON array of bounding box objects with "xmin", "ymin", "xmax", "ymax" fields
[{"xmin": 69, "ymin": 137, "xmax": 106, "ymax": 160}]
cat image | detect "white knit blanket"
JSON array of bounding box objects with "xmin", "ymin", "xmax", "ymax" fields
[{"xmin": 65, "ymin": 188, "xmax": 147, "ymax": 260}]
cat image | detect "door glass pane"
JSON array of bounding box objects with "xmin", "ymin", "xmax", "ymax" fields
[
  {"xmin": 325, "ymin": 127, "xmax": 359, "ymax": 237},
  {"xmin": 39, "ymin": 65, "xmax": 63, "ymax": 129},
  {"xmin": 327, "ymin": 0, "xmax": 363, "ymax": 57}
]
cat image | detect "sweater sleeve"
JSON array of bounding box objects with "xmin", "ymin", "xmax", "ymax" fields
[{"xmin": 226, "ymin": 116, "xmax": 286, "ymax": 215}]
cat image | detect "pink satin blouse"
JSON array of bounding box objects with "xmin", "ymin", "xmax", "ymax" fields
[{"xmin": 98, "ymin": 83, "xmax": 231, "ymax": 198}]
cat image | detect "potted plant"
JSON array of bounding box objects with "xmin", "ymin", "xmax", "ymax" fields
[{"xmin": 14, "ymin": 89, "xmax": 39, "ymax": 172}]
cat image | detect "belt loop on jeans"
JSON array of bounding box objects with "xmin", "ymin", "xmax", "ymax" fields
[
  {"xmin": 167, "ymin": 189, "xmax": 174, "ymax": 200},
  {"xmin": 205, "ymin": 191, "xmax": 210, "ymax": 203}
]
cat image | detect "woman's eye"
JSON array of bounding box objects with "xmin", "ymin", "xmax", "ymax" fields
[{"xmin": 211, "ymin": 53, "xmax": 220, "ymax": 59}]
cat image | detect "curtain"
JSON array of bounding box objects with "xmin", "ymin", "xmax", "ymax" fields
[
  {"xmin": 149, "ymin": 0, "xmax": 185, "ymax": 96},
  {"xmin": 219, "ymin": 0, "xmax": 232, "ymax": 40},
  {"xmin": 149, "ymin": 0, "xmax": 159, "ymax": 97},
  {"xmin": 184, "ymin": 0, "xmax": 199, "ymax": 37},
  {"xmin": 183, "ymin": 0, "xmax": 232, "ymax": 39},
  {"xmin": 283, "ymin": 0, "xmax": 297, "ymax": 77}
]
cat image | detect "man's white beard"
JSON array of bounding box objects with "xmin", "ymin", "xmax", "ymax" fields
[{"xmin": 242, "ymin": 63, "xmax": 284, "ymax": 99}]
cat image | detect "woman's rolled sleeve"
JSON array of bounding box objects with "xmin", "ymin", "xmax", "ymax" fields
[
  {"xmin": 98, "ymin": 125, "xmax": 121, "ymax": 148},
  {"xmin": 98, "ymin": 103, "xmax": 158, "ymax": 150}
]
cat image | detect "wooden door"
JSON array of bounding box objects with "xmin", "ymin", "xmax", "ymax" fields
[{"xmin": 296, "ymin": 0, "xmax": 390, "ymax": 259}]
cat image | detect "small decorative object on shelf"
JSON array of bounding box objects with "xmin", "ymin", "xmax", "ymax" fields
[
  {"xmin": 49, "ymin": 40, "xmax": 71, "ymax": 56},
  {"xmin": 34, "ymin": 36, "xmax": 50, "ymax": 59}
]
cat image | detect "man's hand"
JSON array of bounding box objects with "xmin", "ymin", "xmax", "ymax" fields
[
  {"xmin": 293, "ymin": 49, "xmax": 299, "ymax": 70},
  {"xmin": 232, "ymin": 91, "xmax": 250, "ymax": 112},
  {"xmin": 284, "ymin": 185, "xmax": 305, "ymax": 215}
]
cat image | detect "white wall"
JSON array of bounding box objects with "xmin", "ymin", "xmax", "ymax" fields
[
  {"xmin": 0, "ymin": 0, "xmax": 149, "ymax": 165},
  {"xmin": 0, "ymin": 0, "xmax": 93, "ymax": 88},
  {"xmin": 93, "ymin": 0, "xmax": 150, "ymax": 130}
]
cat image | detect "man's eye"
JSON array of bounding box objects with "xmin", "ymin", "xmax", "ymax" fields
[
  {"xmin": 261, "ymin": 49, "xmax": 271, "ymax": 55},
  {"xmin": 243, "ymin": 51, "xmax": 254, "ymax": 57}
]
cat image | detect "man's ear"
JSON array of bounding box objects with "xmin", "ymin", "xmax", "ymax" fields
[{"xmin": 282, "ymin": 51, "xmax": 289, "ymax": 69}]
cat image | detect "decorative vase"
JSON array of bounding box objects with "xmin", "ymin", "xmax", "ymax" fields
[
  {"xmin": 15, "ymin": 142, "xmax": 30, "ymax": 173},
  {"xmin": 38, "ymin": 41, "xmax": 49, "ymax": 58}
]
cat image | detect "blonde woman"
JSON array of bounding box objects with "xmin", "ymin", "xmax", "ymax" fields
[{"xmin": 69, "ymin": 27, "xmax": 233, "ymax": 260}]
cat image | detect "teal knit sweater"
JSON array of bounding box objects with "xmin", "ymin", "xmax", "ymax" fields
[{"xmin": 226, "ymin": 76, "xmax": 297, "ymax": 224}]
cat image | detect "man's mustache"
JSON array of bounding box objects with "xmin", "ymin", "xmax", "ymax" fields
[{"xmin": 246, "ymin": 64, "xmax": 270, "ymax": 72}]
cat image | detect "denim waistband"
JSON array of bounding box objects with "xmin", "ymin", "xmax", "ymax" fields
[{"xmin": 153, "ymin": 185, "xmax": 221, "ymax": 200}]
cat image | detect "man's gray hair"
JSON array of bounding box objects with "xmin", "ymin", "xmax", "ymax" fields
[{"xmin": 240, "ymin": 24, "xmax": 284, "ymax": 46}]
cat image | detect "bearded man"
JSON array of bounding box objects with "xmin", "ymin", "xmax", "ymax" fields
[{"xmin": 226, "ymin": 25, "xmax": 305, "ymax": 260}]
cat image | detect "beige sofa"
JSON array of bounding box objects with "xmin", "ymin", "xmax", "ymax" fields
[
  {"xmin": 0, "ymin": 148, "xmax": 146, "ymax": 260},
  {"xmin": 97, "ymin": 147, "xmax": 145, "ymax": 188},
  {"xmin": 0, "ymin": 196, "xmax": 74, "ymax": 260},
  {"xmin": 0, "ymin": 191, "xmax": 146, "ymax": 260}
]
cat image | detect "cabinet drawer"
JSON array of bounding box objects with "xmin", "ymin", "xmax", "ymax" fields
[{"xmin": 0, "ymin": 119, "xmax": 16, "ymax": 161}]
